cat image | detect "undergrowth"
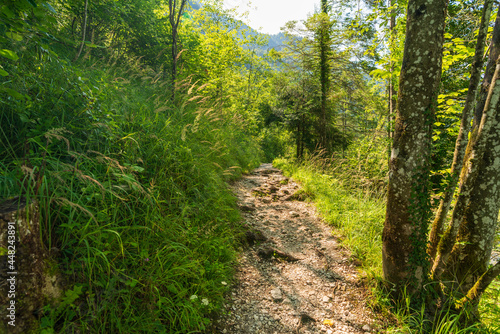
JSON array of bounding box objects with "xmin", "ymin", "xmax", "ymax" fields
[{"xmin": 1, "ymin": 48, "xmax": 260, "ymax": 332}]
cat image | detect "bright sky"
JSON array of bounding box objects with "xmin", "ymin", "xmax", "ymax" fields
[{"xmin": 223, "ymin": 0, "xmax": 319, "ymax": 35}]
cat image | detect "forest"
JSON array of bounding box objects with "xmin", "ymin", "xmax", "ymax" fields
[{"xmin": 0, "ymin": 0, "xmax": 499, "ymax": 333}]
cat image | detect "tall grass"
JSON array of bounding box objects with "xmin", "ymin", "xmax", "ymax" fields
[
  {"xmin": 274, "ymin": 155, "xmax": 386, "ymax": 278},
  {"xmin": 1, "ymin": 47, "xmax": 260, "ymax": 332}
]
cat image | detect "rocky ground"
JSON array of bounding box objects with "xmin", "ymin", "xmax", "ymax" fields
[{"xmin": 214, "ymin": 163, "xmax": 383, "ymax": 334}]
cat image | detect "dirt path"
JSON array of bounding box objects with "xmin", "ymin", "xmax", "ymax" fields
[{"xmin": 215, "ymin": 163, "xmax": 381, "ymax": 334}]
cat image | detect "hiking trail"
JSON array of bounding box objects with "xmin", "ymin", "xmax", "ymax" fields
[{"xmin": 215, "ymin": 163, "xmax": 382, "ymax": 333}]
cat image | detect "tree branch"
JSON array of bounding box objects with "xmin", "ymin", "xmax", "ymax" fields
[
  {"xmin": 73, "ymin": 0, "xmax": 89, "ymax": 62},
  {"xmin": 457, "ymin": 260, "xmax": 500, "ymax": 307}
]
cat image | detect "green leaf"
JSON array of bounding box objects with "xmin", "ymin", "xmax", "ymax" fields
[
  {"xmin": 0, "ymin": 68, "xmax": 8, "ymax": 76},
  {"xmin": 42, "ymin": 2, "xmax": 57, "ymax": 14},
  {"xmin": 5, "ymin": 32, "xmax": 22, "ymax": 41},
  {"xmin": 1, "ymin": 6, "xmax": 15, "ymax": 18},
  {"xmin": 1, "ymin": 87, "xmax": 25, "ymax": 100},
  {"xmin": 84, "ymin": 41, "xmax": 105, "ymax": 48},
  {"xmin": 0, "ymin": 49, "xmax": 19, "ymax": 61},
  {"xmin": 167, "ymin": 284, "xmax": 179, "ymax": 294}
]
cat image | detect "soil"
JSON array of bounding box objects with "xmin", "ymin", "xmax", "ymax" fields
[{"xmin": 214, "ymin": 163, "xmax": 383, "ymax": 334}]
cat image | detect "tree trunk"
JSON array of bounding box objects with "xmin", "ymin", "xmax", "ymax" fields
[
  {"xmin": 73, "ymin": 0, "xmax": 89, "ymax": 62},
  {"xmin": 297, "ymin": 120, "xmax": 301, "ymax": 159},
  {"xmin": 319, "ymin": 0, "xmax": 331, "ymax": 151},
  {"xmin": 168, "ymin": 0, "xmax": 187, "ymax": 102},
  {"xmin": 387, "ymin": 0, "xmax": 397, "ymax": 162},
  {"xmin": 432, "ymin": 8, "xmax": 500, "ymax": 280},
  {"xmin": 83, "ymin": 27, "xmax": 95, "ymax": 61},
  {"xmin": 444, "ymin": 58, "xmax": 500, "ymax": 296},
  {"xmin": 382, "ymin": 0, "xmax": 448, "ymax": 295},
  {"xmin": 428, "ymin": 0, "xmax": 494, "ymax": 261},
  {"xmin": 0, "ymin": 197, "xmax": 62, "ymax": 333}
]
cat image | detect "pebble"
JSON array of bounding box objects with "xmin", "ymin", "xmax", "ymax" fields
[
  {"xmin": 362, "ymin": 324, "xmax": 372, "ymax": 332},
  {"xmin": 270, "ymin": 288, "xmax": 283, "ymax": 301},
  {"xmin": 290, "ymin": 211, "xmax": 300, "ymax": 217},
  {"xmin": 322, "ymin": 296, "xmax": 330, "ymax": 302}
]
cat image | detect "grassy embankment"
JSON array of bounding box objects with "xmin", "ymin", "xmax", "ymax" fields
[{"xmin": 1, "ymin": 51, "xmax": 260, "ymax": 333}]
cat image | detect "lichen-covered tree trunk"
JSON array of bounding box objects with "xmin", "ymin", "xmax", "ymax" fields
[
  {"xmin": 428, "ymin": 0, "xmax": 494, "ymax": 261},
  {"xmin": 382, "ymin": 0, "xmax": 448, "ymax": 293},
  {"xmin": 443, "ymin": 8, "xmax": 500, "ymax": 300},
  {"xmin": 444, "ymin": 59, "xmax": 500, "ymax": 301},
  {"xmin": 431, "ymin": 7, "xmax": 500, "ymax": 282},
  {"xmin": 0, "ymin": 197, "xmax": 62, "ymax": 333},
  {"xmin": 448, "ymin": 108, "xmax": 500, "ymax": 299}
]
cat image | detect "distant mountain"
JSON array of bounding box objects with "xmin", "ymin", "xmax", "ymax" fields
[
  {"xmin": 266, "ymin": 32, "xmax": 287, "ymax": 51},
  {"xmin": 187, "ymin": 0, "xmax": 288, "ymax": 53}
]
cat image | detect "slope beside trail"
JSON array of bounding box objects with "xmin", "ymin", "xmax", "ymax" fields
[{"xmin": 214, "ymin": 163, "xmax": 383, "ymax": 334}]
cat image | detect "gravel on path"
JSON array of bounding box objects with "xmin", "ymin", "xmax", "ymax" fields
[{"xmin": 214, "ymin": 163, "xmax": 382, "ymax": 334}]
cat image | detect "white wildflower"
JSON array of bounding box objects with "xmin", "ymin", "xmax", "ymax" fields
[
  {"xmin": 201, "ymin": 298, "xmax": 209, "ymax": 305},
  {"xmin": 190, "ymin": 295, "xmax": 198, "ymax": 300}
]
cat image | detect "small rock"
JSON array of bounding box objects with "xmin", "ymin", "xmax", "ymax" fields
[
  {"xmin": 362, "ymin": 324, "xmax": 372, "ymax": 332},
  {"xmin": 290, "ymin": 211, "xmax": 300, "ymax": 218},
  {"xmin": 300, "ymin": 313, "xmax": 315, "ymax": 323},
  {"xmin": 240, "ymin": 203, "xmax": 256, "ymax": 212},
  {"xmin": 322, "ymin": 296, "xmax": 330, "ymax": 303},
  {"xmin": 271, "ymin": 288, "xmax": 283, "ymax": 301},
  {"xmin": 245, "ymin": 229, "xmax": 267, "ymax": 245}
]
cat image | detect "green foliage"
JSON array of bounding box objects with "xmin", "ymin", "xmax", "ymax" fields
[
  {"xmin": 380, "ymin": 286, "xmax": 486, "ymax": 334},
  {"xmin": 1, "ymin": 55, "xmax": 259, "ymax": 331},
  {"xmin": 0, "ymin": 1, "xmax": 262, "ymax": 330},
  {"xmin": 258, "ymin": 125, "xmax": 291, "ymax": 162},
  {"xmin": 40, "ymin": 285, "xmax": 84, "ymax": 334},
  {"xmin": 479, "ymin": 277, "xmax": 500, "ymax": 332},
  {"xmin": 276, "ymin": 2, "xmax": 383, "ymax": 158}
]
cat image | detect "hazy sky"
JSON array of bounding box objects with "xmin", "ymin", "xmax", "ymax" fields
[{"xmin": 223, "ymin": 0, "xmax": 318, "ymax": 35}]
